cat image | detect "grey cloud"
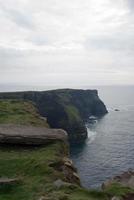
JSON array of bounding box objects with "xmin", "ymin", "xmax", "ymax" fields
[
  {"xmin": 85, "ymin": 34, "xmax": 134, "ymax": 52},
  {"xmin": 0, "ymin": 3, "xmax": 34, "ymax": 29},
  {"xmin": 0, "ymin": 0, "xmax": 134, "ymax": 86},
  {"xmin": 127, "ymin": 0, "xmax": 134, "ymax": 9},
  {"xmin": 30, "ymin": 36, "xmax": 50, "ymax": 46},
  {"xmin": 9, "ymin": 9, "xmax": 34, "ymax": 29}
]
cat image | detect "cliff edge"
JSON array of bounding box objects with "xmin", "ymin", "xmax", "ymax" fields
[{"xmin": 0, "ymin": 89, "xmax": 108, "ymax": 142}]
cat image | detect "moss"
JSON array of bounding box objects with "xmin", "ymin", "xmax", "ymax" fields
[
  {"xmin": 0, "ymin": 100, "xmax": 49, "ymax": 127},
  {"xmin": 65, "ymin": 105, "xmax": 81, "ymax": 124},
  {"xmin": 103, "ymin": 183, "xmax": 134, "ymax": 197}
]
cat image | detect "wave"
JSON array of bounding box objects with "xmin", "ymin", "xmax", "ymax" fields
[{"xmin": 86, "ymin": 128, "xmax": 97, "ymax": 143}]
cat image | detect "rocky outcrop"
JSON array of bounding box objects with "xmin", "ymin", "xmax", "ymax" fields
[
  {"xmin": 0, "ymin": 178, "xmax": 20, "ymax": 185},
  {"xmin": 102, "ymin": 171, "xmax": 134, "ymax": 200},
  {"xmin": 49, "ymin": 157, "xmax": 80, "ymax": 185},
  {"xmin": 0, "ymin": 89, "xmax": 108, "ymax": 142},
  {"xmin": 0, "ymin": 124, "xmax": 68, "ymax": 145},
  {"xmin": 102, "ymin": 170, "xmax": 134, "ymax": 190}
]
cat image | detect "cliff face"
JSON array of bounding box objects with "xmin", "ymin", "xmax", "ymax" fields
[{"xmin": 0, "ymin": 89, "xmax": 108, "ymax": 142}]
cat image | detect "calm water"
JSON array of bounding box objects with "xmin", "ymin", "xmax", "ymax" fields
[{"xmin": 70, "ymin": 86, "xmax": 134, "ymax": 189}]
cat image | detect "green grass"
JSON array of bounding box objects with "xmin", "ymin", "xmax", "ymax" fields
[
  {"xmin": 0, "ymin": 142, "xmax": 133, "ymax": 200},
  {"xmin": 0, "ymin": 142, "xmax": 67, "ymax": 200},
  {"xmin": 65, "ymin": 105, "xmax": 81, "ymax": 123},
  {"xmin": 0, "ymin": 100, "xmax": 49, "ymax": 127},
  {"xmin": 103, "ymin": 183, "xmax": 134, "ymax": 198},
  {"xmin": 0, "ymin": 99, "xmax": 133, "ymax": 200},
  {"xmin": 0, "ymin": 142, "xmax": 108, "ymax": 200},
  {"xmin": 59, "ymin": 187, "xmax": 108, "ymax": 200}
]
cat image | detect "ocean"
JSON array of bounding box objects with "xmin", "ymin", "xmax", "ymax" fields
[{"xmin": 70, "ymin": 85, "xmax": 134, "ymax": 189}]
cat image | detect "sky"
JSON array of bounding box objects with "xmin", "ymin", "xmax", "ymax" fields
[{"xmin": 0, "ymin": 0, "xmax": 134, "ymax": 90}]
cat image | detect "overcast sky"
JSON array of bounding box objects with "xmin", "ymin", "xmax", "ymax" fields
[{"xmin": 0, "ymin": 0, "xmax": 134, "ymax": 90}]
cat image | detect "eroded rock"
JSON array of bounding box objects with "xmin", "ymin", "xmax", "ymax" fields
[
  {"xmin": 0, "ymin": 125, "xmax": 68, "ymax": 146},
  {"xmin": 102, "ymin": 170, "xmax": 134, "ymax": 190},
  {"xmin": 49, "ymin": 157, "xmax": 80, "ymax": 185}
]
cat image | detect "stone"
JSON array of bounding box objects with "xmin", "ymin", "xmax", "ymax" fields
[
  {"xmin": 73, "ymin": 172, "xmax": 80, "ymax": 180},
  {"xmin": 123, "ymin": 193, "xmax": 134, "ymax": 200},
  {"xmin": 53, "ymin": 179, "xmax": 70, "ymax": 189},
  {"xmin": 63, "ymin": 158, "xmax": 76, "ymax": 171},
  {"xmin": 38, "ymin": 197, "xmax": 50, "ymax": 200},
  {"xmin": 0, "ymin": 178, "xmax": 20, "ymax": 185},
  {"xmin": 102, "ymin": 170, "xmax": 134, "ymax": 190},
  {"xmin": 0, "ymin": 125, "xmax": 68, "ymax": 146},
  {"xmin": 111, "ymin": 197, "xmax": 121, "ymax": 200}
]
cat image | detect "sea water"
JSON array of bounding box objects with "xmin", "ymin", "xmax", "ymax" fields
[{"xmin": 70, "ymin": 85, "xmax": 134, "ymax": 188}]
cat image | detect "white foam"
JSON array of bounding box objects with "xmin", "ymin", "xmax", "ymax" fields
[{"xmin": 87, "ymin": 128, "xmax": 97, "ymax": 143}]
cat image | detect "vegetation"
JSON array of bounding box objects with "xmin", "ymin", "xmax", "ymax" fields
[
  {"xmin": 0, "ymin": 141, "xmax": 133, "ymax": 200},
  {"xmin": 65, "ymin": 105, "xmax": 81, "ymax": 124},
  {"xmin": 0, "ymin": 140, "xmax": 108, "ymax": 200},
  {"xmin": 0, "ymin": 100, "xmax": 49, "ymax": 127},
  {"xmin": 0, "ymin": 99, "xmax": 133, "ymax": 200},
  {"xmin": 0, "ymin": 142, "xmax": 67, "ymax": 200},
  {"xmin": 103, "ymin": 183, "xmax": 134, "ymax": 198}
]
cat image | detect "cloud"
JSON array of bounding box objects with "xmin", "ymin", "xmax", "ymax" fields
[
  {"xmin": 127, "ymin": 0, "xmax": 134, "ymax": 10},
  {"xmin": 85, "ymin": 33, "xmax": 134, "ymax": 53},
  {"xmin": 6, "ymin": 9, "xmax": 34, "ymax": 29},
  {"xmin": 0, "ymin": 0, "xmax": 134, "ymax": 88},
  {"xmin": 0, "ymin": 1, "xmax": 34, "ymax": 30}
]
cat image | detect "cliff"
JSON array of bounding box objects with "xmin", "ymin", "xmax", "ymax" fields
[
  {"xmin": 0, "ymin": 100, "xmax": 81, "ymax": 200},
  {"xmin": 0, "ymin": 89, "xmax": 108, "ymax": 142},
  {"xmin": 0, "ymin": 100, "xmax": 133, "ymax": 200}
]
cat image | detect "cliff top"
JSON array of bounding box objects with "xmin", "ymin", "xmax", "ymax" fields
[{"xmin": 0, "ymin": 99, "xmax": 49, "ymax": 127}]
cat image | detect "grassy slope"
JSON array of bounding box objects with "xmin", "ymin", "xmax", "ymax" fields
[
  {"xmin": 0, "ymin": 142, "xmax": 65, "ymax": 200},
  {"xmin": 0, "ymin": 142, "xmax": 109, "ymax": 200},
  {"xmin": 0, "ymin": 100, "xmax": 49, "ymax": 127},
  {"xmin": 0, "ymin": 100, "xmax": 133, "ymax": 200}
]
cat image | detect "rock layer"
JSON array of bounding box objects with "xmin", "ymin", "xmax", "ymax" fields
[{"xmin": 0, "ymin": 125, "xmax": 68, "ymax": 145}]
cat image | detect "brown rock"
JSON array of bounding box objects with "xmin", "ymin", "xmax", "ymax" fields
[
  {"xmin": 123, "ymin": 193, "xmax": 134, "ymax": 200},
  {"xmin": 102, "ymin": 170, "xmax": 134, "ymax": 189},
  {"xmin": 49, "ymin": 157, "xmax": 80, "ymax": 185}
]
